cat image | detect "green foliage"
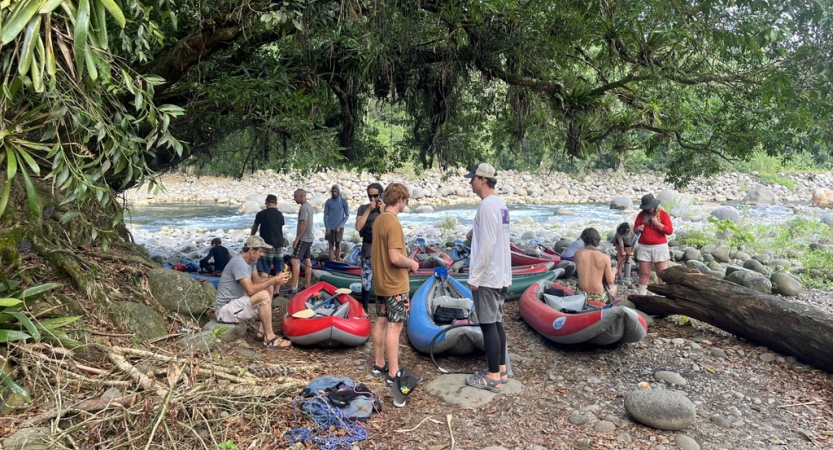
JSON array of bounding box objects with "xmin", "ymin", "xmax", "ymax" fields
[
  {"xmin": 708, "ymin": 216, "xmax": 754, "ymax": 248},
  {"xmin": 0, "ymin": 279, "xmax": 83, "ymax": 403},
  {"xmin": 678, "ymin": 230, "xmax": 712, "ymax": 248},
  {"xmin": 0, "ymin": 0, "xmax": 184, "ymax": 244},
  {"xmin": 216, "ymin": 441, "xmax": 240, "ymax": 450},
  {"xmin": 757, "ymin": 173, "xmax": 796, "ymax": 190}
]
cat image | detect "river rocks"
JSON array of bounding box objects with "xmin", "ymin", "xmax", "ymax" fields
[
  {"xmin": 744, "ymin": 276, "xmax": 772, "ymax": 294},
  {"xmin": 147, "ymin": 268, "xmax": 214, "ymax": 316},
  {"xmin": 683, "ymin": 247, "xmax": 702, "ymax": 262},
  {"xmin": 710, "ymin": 206, "xmax": 741, "ymax": 223},
  {"xmin": 742, "ymin": 258, "xmax": 768, "ymax": 275},
  {"xmin": 822, "ymin": 213, "xmax": 833, "ymax": 225},
  {"xmin": 743, "ymin": 186, "xmax": 777, "ymax": 205},
  {"xmin": 654, "ymin": 370, "xmax": 687, "ymax": 386},
  {"xmin": 685, "ymin": 260, "xmax": 709, "ymax": 274},
  {"xmin": 811, "ymin": 188, "xmax": 833, "ymax": 208},
  {"xmin": 413, "ymin": 205, "xmax": 434, "ymax": 214},
  {"xmin": 624, "ymin": 389, "xmax": 697, "ymax": 431},
  {"xmin": 109, "ymin": 301, "xmax": 168, "ymax": 340},
  {"xmin": 675, "ymin": 434, "xmax": 701, "ymax": 450},
  {"xmin": 725, "ymin": 267, "xmax": 770, "ymax": 293},
  {"xmin": 710, "ymin": 246, "xmax": 730, "ymax": 263},
  {"xmin": 610, "ymin": 196, "xmax": 633, "ymax": 210},
  {"xmin": 770, "ymin": 272, "xmax": 803, "ymax": 296}
]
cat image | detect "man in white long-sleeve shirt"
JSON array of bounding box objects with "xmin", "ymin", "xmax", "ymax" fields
[{"xmin": 464, "ymin": 163, "xmax": 512, "ymax": 393}]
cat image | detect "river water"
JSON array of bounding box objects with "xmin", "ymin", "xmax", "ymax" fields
[{"xmin": 126, "ymin": 202, "xmax": 795, "ymax": 235}]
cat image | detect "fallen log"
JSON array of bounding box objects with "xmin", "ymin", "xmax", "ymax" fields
[{"xmin": 630, "ymin": 265, "xmax": 833, "ymax": 374}]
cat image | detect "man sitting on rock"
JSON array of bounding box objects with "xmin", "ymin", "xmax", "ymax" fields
[
  {"xmin": 573, "ymin": 228, "xmax": 616, "ymax": 304},
  {"xmin": 215, "ymin": 236, "xmax": 291, "ymax": 349}
]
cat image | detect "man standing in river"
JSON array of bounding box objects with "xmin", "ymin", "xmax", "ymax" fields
[{"xmin": 464, "ymin": 163, "xmax": 511, "ymax": 393}]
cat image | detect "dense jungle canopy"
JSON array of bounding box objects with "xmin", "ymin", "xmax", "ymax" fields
[{"xmin": 1, "ymin": 0, "xmax": 833, "ymax": 243}]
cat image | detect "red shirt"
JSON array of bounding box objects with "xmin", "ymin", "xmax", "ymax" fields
[{"xmin": 635, "ymin": 209, "xmax": 673, "ymax": 245}]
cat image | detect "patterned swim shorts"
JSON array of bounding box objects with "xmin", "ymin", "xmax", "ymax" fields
[
  {"xmin": 376, "ymin": 292, "xmax": 410, "ymax": 323},
  {"xmin": 576, "ymin": 287, "xmax": 613, "ymax": 304},
  {"xmin": 360, "ymin": 256, "xmax": 373, "ymax": 291}
]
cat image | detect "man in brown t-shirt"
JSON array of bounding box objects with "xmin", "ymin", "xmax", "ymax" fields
[{"xmin": 370, "ymin": 183, "xmax": 420, "ymax": 391}]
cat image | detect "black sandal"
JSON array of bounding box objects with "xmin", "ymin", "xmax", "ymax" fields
[{"xmin": 263, "ymin": 336, "xmax": 291, "ymax": 349}]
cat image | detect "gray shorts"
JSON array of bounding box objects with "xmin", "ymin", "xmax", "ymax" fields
[
  {"xmin": 376, "ymin": 292, "xmax": 410, "ymax": 323},
  {"xmin": 473, "ymin": 286, "xmax": 507, "ymax": 324},
  {"xmin": 216, "ymin": 296, "xmax": 258, "ymax": 323}
]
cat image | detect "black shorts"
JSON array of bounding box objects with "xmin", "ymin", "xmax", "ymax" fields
[{"xmin": 292, "ymin": 241, "xmax": 313, "ymax": 260}]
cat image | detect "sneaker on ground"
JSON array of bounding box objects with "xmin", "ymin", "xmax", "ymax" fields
[{"xmin": 371, "ymin": 363, "xmax": 388, "ymax": 377}]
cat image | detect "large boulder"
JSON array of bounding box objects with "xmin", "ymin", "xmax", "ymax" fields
[
  {"xmin": 308, "ymin": 194, "xmax": 327, "ymax": 208},
  {"xmin": 203, "ymin": 320, "xmax": 247, "ymax": 342},
  {"xmin": 3, "ymin": 427, "xmax": 52, "ymax": 450},
  {"xmin": 811, "ymin": 188, "xmax": 833, "ymax": 208},
  {"xmin": 109, "ymin": 301, "xmax": 168, "ymax": 340},
  {"xmin": 410, "ymin": 186, "xmax": 425, "ymax": 199},
  {"xmin": 624, "ymin": 389, "xmax": 696, "ymax": 431},
  {"xmin": 822, "ymin": 213, "xmax": 833, "ymax": 225},
  {"xmin": 147, "ymin": 268, "xmax": 214, "ymax": 316},
  {"xmin": 610, "ymin": 196, "xmax": 633, "ymax": 210},
  {"xmin": 413, "ymin": 205, "xmax": 434, "ymax": 214},
  {"xmin": 742, "ymin": 186, "xmax": 777, "ymax": 205},
  {"xmin": 710, "ymin": 206, "xmax": 741, "ymax": 223},
  {"xmin": 176, "ymin": 331, "xmax": 220, "ymax": 354},
  {"xmin": 238, "ymin": 200, "xmax": 261, "ymax": 215}
]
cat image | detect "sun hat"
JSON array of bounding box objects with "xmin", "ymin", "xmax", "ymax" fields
[
  {"xmin": 245, "ymin": 236, "xmax": 272, "ymax": 249},
  {"xmin": 463, "ymin": 163, "xmax": 497, "ymax": 179},
  {"xmin": 639, "ymin": 194, "xmax": 661, "ymax": 210}
]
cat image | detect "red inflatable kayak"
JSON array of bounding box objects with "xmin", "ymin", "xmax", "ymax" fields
[
  {"xmin": 282, "ymin": 282, "xmax": 370, "ymax": 347},
  {"xmin": 519, "ymin": 281, "xmax": 647, "ymax": 345}
]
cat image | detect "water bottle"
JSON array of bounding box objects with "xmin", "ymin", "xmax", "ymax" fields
[{"xmin": 637, "ymin": 381, "xmax": 651, "ymax": 390}]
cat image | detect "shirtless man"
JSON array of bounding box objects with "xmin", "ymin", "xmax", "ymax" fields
[{"xmin": 573, "ymin": 228, "xmax": 616, "ymax": 303}]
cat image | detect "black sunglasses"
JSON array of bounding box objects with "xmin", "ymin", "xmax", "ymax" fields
[{"xmin": 368, "ymin": 194, "xmax": 380, "ymax": 199}]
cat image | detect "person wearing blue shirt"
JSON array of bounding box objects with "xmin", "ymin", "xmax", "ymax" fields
[{"xmin": 324, "ymin": 184, "xmax": 350, "ymax": 262}]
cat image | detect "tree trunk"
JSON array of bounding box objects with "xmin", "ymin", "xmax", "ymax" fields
[{"xmin": 630, "ymin": 266, "xmax": 833, "ymax": 374}]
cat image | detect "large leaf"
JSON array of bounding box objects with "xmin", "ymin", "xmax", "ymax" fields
[
  {"xmin": 5, "ymin": 311, "xmax": 41, "ymax": 340},
  {"xmin": 18, "ymin": 282, "xmax": 61, "ymax": 300},
  {"xmin": 74, "ymin": 0, "xmax": 91, "ymax": 78},
  {"xmin": 36, "ymin": 315, "xmax": 82, "ymax": 329},
  {"xmin": 17, "ymin": 14, "xmax": 42, "ymax": 76},
  {"xmin": 0, "ymin": 329, "xmax": 31, "ymax": 343},
  {"xmin": 19, "ymin": 165, "xmax": 42, "ymax": 217},
  {"xmin": 98, "ymin": 0, "xmax": 126, "ymax": 28},
  {"xmin": 0, "ymin": 298, "xmax": 23, "ymax": 307},
  {"xmin": 0, "ymin": 0, "xmax": 40, "ymax": 45}
]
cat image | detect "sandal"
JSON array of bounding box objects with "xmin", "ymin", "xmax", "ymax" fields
[
  {"xmin": 465, "ymin": 372, "xmax": 502, "ymax": 393},
  {"xmin": 246, "ymin": 323, "xmax": 265, "ymax": 341},
  {"xmin": 474, "ymin": 369, "xmax": 510, "ymax": 384},
  {"xmin": 263, "ymin": 336, "xmax": 292, "ymax": 349}
]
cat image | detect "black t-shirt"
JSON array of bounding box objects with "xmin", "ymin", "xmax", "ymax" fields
[
  {"xmin": 254, "ymin": 208, "xmax": 285, "ymax": 248},
  {"xmin": 357, "ymin": 204, "xmax": 382, "ymax": 258}
]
